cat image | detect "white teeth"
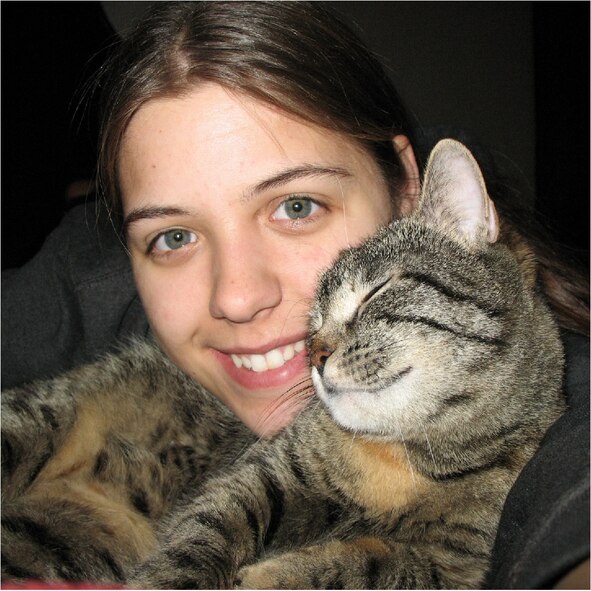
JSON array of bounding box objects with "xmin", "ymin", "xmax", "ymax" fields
[
  {"xmin": 230, "ymin": 339, "xmax": 306, "ymax": 372},
  {"xmin": 265, "ymin": 349, "xmax": 284, "ymax": 370},
  {"xmin": 250, "ymin": 354, "xmax": 267, "ymax": 373},
  {"xmin": 283, "ymin": 344, "xmax": 295, "ymax": 361}
]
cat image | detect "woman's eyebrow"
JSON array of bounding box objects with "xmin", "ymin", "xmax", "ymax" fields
[
  {"xmin": 243, "ymin": 164, "xmax": 352, "ymax": 201},
  {"xmin": 123, "ymin": 165, "xmax": 351, "ymax": 233},
  {"xmin": 123, "ymin": 206, "xmax": 192, "ymax": 235}
]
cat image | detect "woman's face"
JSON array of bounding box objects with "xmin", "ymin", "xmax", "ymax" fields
[{"xmin": 120, "ymin": 83, "xmax": 418, "ymax": 436}]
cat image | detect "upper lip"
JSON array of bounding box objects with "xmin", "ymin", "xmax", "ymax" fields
[{"xmin": 214, "ymin": 333, "xmax": 308, "ymax": 356}]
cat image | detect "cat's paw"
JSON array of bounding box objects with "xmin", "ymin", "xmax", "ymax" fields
[
  {"xmin": 235, "ymin": 557, "xmax": 304, "ymax": 590},
  {"xmin": 234, "ymin": 547, "xmax": 348, "ymax": 589},
  {"xmin": 129, "ymin": 548, "xmax": 232, "ymax": 590},
  {"xmin": 235, "ymin": 560, "xmax": 282, "ymax": 590}
]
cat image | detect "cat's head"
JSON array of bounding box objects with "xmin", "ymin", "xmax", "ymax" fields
[{"xmin": 308, "ymin": 139, "xmax": 556, "ymax": 440}]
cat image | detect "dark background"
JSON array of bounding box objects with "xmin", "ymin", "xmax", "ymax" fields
[{"xmin": 2, "ymin": 1, "xmax": 589, "ymax": 270}]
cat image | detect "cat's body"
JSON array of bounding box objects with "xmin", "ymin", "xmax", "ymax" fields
[
  {"xmin": 2, "ymin": 140, "xmax": 565, "ymax": 589},
  {"xmin": 1, "ymin": 343, "xmax": 255, "ymax": 581}
]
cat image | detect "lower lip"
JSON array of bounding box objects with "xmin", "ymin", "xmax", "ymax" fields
[{"xmin": 212, "ymin": 348, "xmax": 310, "ymax": 390}]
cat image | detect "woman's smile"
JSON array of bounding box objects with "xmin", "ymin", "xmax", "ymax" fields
[
  {"xmin": 227, "ymin": 339, "xmax": 307, "ymax": 372},
  {"xmin": 212, "ymin": 340, "xmax": 309, "ymax": 390}
]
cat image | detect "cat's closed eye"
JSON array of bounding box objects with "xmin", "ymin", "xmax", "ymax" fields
[
  {"xmin": 356, "ymin": 276, "xmax": 393, "ymax": 318},
  {"xmin": 361, "ymin": 278, "xmax": 391, "ymax": 304}
]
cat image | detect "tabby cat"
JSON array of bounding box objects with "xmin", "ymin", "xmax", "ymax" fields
[{"xmin": 2, "ymin": 139, "xmax": 565, "ymax": 589}]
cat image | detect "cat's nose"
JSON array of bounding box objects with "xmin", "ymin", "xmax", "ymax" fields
[{"xmin": 310, "ymin": 346, "xmax": 334, "ymax": 376}]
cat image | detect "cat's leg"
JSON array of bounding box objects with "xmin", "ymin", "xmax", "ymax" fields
[
  {"xmin": 2, "ymin": 379, "xmax": 79, "ymax": 502},
  {"xmin": 128, "ymin": 461, "xmax": 289, "ymax": 589},
  {"xmin": 1, "ymin": 427, "xmax": 210, "ymax": 583},
  {"xmin": 1, "ymin": 407, "xmax": 168, "ymax": 583},
  {"xmin": 235, "ymin": 537, "xmax": 486, "ymax": 590},
  {"xmin": 0, "ymin": 343, "xmax": 219, "ymax": 584},
  {"xmin": 1, "ymin": 482, "xmax": 157, "ymax": 583},
  {"xmin": 1, "ymin": 342, "xmax": 184, "ymax": 500}
]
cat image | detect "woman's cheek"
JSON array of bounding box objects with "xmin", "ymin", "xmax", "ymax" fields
[
  {"xmin": 289, "ymin": 229, "xmax": 354, "ymax": 282},
  {"xmin": 281, "ymin": 243, "xmax": 331, "ymax": 295},
  {"xmin": 134, "ymin": 264, "xmax": 205, "ymax": 340}
]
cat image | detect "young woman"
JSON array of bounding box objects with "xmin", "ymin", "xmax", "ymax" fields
[{"xmin": 2, "ymin": 2, "xmax": 588, "ymax": 587}]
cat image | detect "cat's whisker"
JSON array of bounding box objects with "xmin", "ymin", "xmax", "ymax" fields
[
  {"xmin": 402, "ymin": 439, "xmax": 417, "ymax": 490},
  {"xmin": 254, "ymin": 378, "xmax": 316, "ymax": 434},
  {"xmin": 272, "ymin": 297, "xmax": 315, "ymax": 343},
  {"xmin": 419, "ymin": 422, "xmax": 438, "ymax": 473},
  {"xmin": 348, "ymin": 429, "xmax": 359, "ymax": 459},
  {"xmin": 393, "ymin": 415, "xmax": 417, "ymax": 490}
]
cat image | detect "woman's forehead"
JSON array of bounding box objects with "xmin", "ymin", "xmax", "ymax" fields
[
  {"xmin": 122, "ymin": 84, "xmax": 362, "ymax": 154},
  {"xmin": 118, "ymin": 84, "xmax": 382, "ymax": 203}
]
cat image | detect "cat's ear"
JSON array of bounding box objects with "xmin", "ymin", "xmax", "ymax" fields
[{"xmin": 417, "ymin": 139, "xmax": 499, "ymax": 245}]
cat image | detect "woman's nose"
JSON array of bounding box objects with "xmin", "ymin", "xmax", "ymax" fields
[{"xmin": 209, "ymin": 236, "xmax": 282, "ymax": 323}]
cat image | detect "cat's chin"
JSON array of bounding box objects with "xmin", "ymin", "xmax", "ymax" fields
[
  {"xmin": 322, "ymin": 399, "xmax": 394, "ymax": 436},
  {"xmin": 311, "ymin": 366, "xmax": 414, "ymax": 435}
]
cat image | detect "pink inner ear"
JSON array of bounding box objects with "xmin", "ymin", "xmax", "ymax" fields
[
  {"xmin": 448, "ymin": 154, "xmax": 489, "ymax": 241},
  {"xmin": 444, "ymin": 147, "xmax": 499, "ymax": 244},
  {"xmin": 420, "ymin": 139, "xmax": 500, "ymax": 245}
]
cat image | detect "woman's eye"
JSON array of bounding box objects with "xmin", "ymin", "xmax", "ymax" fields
[
  {"xmin": 151, "ymin": 229, "xmax": 197, "ymax": 252},
  {"xmin": 273, "ymin": 197, "xmax": 320, "ymax": 221}
]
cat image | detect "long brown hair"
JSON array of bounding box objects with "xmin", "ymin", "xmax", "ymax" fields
[{"xmin": 96, "ymin": 1, "xmax": 588, "ymax": 336}]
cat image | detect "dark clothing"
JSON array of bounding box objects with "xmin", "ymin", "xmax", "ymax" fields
[
  {"xmin": 485, "ymin": 331, "xmax": 590, "ymax": 589},
  {"xmin": 2, "ymin": 203, "xmax": 149, "ymax": 388},
  {"xmin": 2, "ymin": 200, "xmax": 589, "ymax": 588}
]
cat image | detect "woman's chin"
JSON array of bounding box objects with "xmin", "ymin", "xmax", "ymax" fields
[
  {"xmin": 245, "ymin": 392, "xmax": 312, "ymax": 437},
  {"xmin": 180, "ymin": 347, "xmax": 315, "ymax": 437}
]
